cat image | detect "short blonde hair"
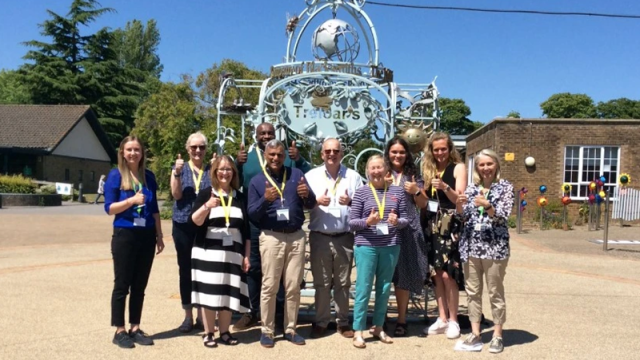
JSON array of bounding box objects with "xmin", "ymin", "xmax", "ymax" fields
[
  {"xmin": 185, "ymin": 131, "xmax": 208, "ymax": 150},
  {"xmin": 365, "ymin": 154, "xmax": 387, "ymax": 180},
  {"xmin": 472, "ymin": 149, "xmax": 502, "ymax": 185}
]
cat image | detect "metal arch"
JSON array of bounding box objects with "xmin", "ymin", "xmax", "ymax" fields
[
  {"xmin": 353, "ymin": 147, "xmax": 384, "ymax": 177},
  {"xmin": 215, "ymin": 77, "xmax": 238, "ymax": 153},
  {"xmin": 286, "ymin": 1, "xmax": 379, "ymax": 66}
]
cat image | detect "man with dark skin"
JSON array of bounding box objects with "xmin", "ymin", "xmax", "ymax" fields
[{"xmin": 234, "ymin": 122, "xmax": 311, "ymax": 330}]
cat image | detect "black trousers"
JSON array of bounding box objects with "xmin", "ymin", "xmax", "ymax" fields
[
  {"xmin": 172, "ymin": 221, "xmax": 197, "ymax": 310},
  {"xmin": 111, "ymin": 227, "xmax": 156, "ymax": 327}
]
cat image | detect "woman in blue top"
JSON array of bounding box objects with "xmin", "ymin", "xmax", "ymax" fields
[
  {"xmin": 104, "ymin": 135, "xmax": 165, "ymax": 349},
  {"xmin": 170, "ymin": 131, "xmax": 213, "ymax": 332}
]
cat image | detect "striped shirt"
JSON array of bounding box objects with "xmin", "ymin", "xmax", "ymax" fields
[{"xmin": 349, "ymin": 184, "xmax": 409, "ymax": 246}]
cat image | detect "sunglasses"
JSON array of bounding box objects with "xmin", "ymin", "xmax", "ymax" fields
[
  {"xmin": 323, "ymin": 149, "xmax": 340, "ymax": 155},
  {"xmin": 190, "ymin": 145, "xmax": 206, "ymax": 151}
]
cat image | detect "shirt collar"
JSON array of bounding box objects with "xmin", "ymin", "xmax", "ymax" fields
[{"xmin": 323, "ymin": 164, "xmax": 345, "ymax": 180}]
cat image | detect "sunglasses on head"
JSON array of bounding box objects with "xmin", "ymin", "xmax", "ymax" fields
[
  {"xmin": 323, "ymin": 149, "xmax": 340, "ymax": 155},
  {"xmin": 190, "ymin": 145, "xmax": 206, "ymax": 151}
]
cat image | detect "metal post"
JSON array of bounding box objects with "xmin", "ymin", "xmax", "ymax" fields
[
  {"xmin": 588, "ymin": 204, "xmax": 593, "ymax": 230},
  {"xmin": 596, "ymin": 203, "xmax": 601, "ymax": 230},
  {"xmin": 562, "ymin": 205, "xmax": 568, "ymax": 231},
  {"xmin": 603, "ymin": 191, "xmax": 610, "ymax": 251},
  {"xmin": 539, "ymin": 207, "xmax": 544, "ymax": 230},
  {"xmin": 516, "ymin": 201, "xmax": 522, "ymax": 234}
]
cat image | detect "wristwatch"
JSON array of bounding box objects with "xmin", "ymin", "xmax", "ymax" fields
[
  {"xmin": 203, "ymin": 203, "xmax": 210, "ymax": 211},
  {"xmin": 173, "ymin": 171, "xmax": 181, "ymax": 178},
  {"xmin": 445, "ymin": 185, "xmax": 451, "ymax": 192},
  {"xmin": 415, "ymin": 190, "xmax": 421, "ymax": 197},
  {"xmin": 486, "ymin": 202, "xmax": 493, "ymax": 210}
]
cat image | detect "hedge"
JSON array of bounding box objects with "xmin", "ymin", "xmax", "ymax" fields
[{"xmin": 0, "ymin": 175, "xmax": 36, "ymax": 194}]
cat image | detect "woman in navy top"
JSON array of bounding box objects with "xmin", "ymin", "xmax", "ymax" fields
[
  {"xmin": 170, "ymin": 131, "xmax": 212, "ymax": 332},
  {"xmin": 104, "ymin": 135, "xmax": 164, "ymax": 349},
  {"xmin": 348, "ymin": 154, "xmax": 409, "ymax": 348}
]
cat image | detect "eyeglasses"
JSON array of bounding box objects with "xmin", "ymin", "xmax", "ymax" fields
[
  {"xmin": 217, "ymin": 168, "xmax": 233, "ymax": 173},
  {"xmin": 323, "ymin": 149, "xmax": 340, "ymax": 155},
  {"xmin": 190, "ymin": 145, "xmax": 206, "ymax": 151}
]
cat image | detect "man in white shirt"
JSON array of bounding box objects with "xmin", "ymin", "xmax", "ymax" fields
[{"xmin": 305, "ymin": 138, "xmax": 363, "ymax": 339}]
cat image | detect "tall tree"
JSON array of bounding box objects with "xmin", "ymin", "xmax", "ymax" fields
[
  {"xmin": 112, "ymin": 19, "xmax": 163, "ymax": 80},
  {"xmin": 540, "ymin": 93, "xmax": 597, "ymax": 118},
  {"xmin": 438, "ymin": 97, "xmax": 477, "ymax": 135},
  {"xmin": 0, "ymin": 70, "xmax": 31, "ymax": 104},
  {"xmin": 596, "ymin": 98, "xmax": 640, "ymax": 119}
]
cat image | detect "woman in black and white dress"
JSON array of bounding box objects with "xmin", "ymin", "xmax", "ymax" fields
[{"xmin": 190, "ymin": 155, "xmax": 251, "ymax": 347}]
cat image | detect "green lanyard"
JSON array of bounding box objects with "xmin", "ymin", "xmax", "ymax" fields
[
  {"xmin": 478, "ymin": 185, "xmax": 491, "ymax": 216},
  {"xmin": 132, "ymin": 180, "xmax": 142, "ymax": 215}
]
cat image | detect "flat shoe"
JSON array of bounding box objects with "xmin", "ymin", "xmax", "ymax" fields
[
  {"xmin": 371, "ymin": 330, "xmax": 393, "ymax": 344},
  {"xmin": 353, "ymin": 335, "xmax": 366, "ymax": 349}
]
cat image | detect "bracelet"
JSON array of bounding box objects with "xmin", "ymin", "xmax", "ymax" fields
[
  {"xmin": 203, "ymin": 203, "xmax": 210, "ymax": 211},
  {"xmin": 173, "ymin": 171, "xmax": 181, "ymax": 178},
  {"xmin": 486, "ymin": 202, "xmax": 493, "ymax": 210}
]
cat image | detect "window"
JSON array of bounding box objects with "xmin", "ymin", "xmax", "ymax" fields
[
  {"xmin": 78, "ymin": 170, "xmax": 83, "ymax": 182},
  {"xmin": 64, "ymin": 169, "xmax": 70, "ymax": 181},
  {"xmin": 90, "ymin": 171, "xmax": 95, "ymax": 182},
  {"xmin": 564, "ymin": 146, "xmax": 619, "ymax": 199}
]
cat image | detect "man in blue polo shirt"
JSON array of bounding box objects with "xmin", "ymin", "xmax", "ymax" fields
[
  {"xmin": 248, "ymin": 139, "xmax": 316, "ymax": 348},
  {"xmin": 234, "ymin": 122, "xmax": 311, "ymax": 331}
]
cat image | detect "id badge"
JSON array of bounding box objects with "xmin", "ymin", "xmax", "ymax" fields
[
  {"xmin": 428, "ymin": 200, "xmax": 439, "ymax": 213},
  {"xmin": 276, "ymin": 208, "xmax": 290, "ymax": 221},
  {"xmin": 223, "ymin": 235, "xmax": 233, "ymax": 246},
  {"xmin": 133, "ymin": 218, "xmax": 146, "ymax": 227},
  {"xmin": 376, "ymin": 222, "xmax": 389, "ymax": 235},
  {"xmin": 328, "ymin": 207, "xmax": 341, "ymax": 217},
  {"xmin": 474, "ymin": 223, "xmax": 482, "ymax": 232}
]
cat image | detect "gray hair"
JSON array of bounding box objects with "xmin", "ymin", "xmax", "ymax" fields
[
  {"xmin": 265, "ymin": 139, "xmax": 285, "ymax": 151},
  {"xmin": 472, "ymin": 149, "xmax": 502, "ymax": 185},
  {"xmin": 185, "ymin": 131, "xmax": 208, "ymax": 149}
]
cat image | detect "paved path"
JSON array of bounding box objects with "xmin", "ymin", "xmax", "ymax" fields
[{"xmin": 0, "ymin": 204, "xmax": 639, "ymax": 359}]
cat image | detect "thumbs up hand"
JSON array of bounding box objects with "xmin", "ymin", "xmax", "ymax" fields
[
  {"xmin": 296, "ymin": 176, "xmax": 309, "ymax": 198},
  {"xmin": 174, "ymin": 154, "xmax": 184, "ymax": 175},
  {"xmin": 338, "ymin": 188, "xmax": 351, "ymax": 206},
  {"xmin": 264, "ymin": 181, "xmax": 279, "ymax": 202},
  {"xmin": 131, "ymin": 188, "xmax": 145, "ymax": 205},
  {"xmin": 384, "ymin": 171, "xmax": 394, "ymax": 186},
  {"xmin": 366, "ymin": 208, "xmax": 380, "ymax": 227},
  {"xmin": 317, "ymin": 189, "xmax": 331, "ymax": 207},
  {"xmin": 206, "ymin": 189, "xmax": 221, "ymax": 208},
  {"xmin": 388, "ymin": 208, "xmax": 398, "ymax": 226},
  {"xmin": 404, "ymin": 174, "xmax": 419, "ymax": 194},
  {"xmin": 288, "ymin": 140, "xmax": 300, "ymax": 161},
  {"xmin": 210, "ymin": 151, "xmax": 218, "ymax": 165},
  {"xmin": 237, "ymin": 143, "xmax": 248, "ymax": 164}
]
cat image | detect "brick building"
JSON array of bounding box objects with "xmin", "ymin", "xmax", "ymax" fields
[
  {"xmin": 465, "ymin": 118, "xmax": 640, "ymax": 222},
  {"xmin": 0, "ymin": 105, "xmax": 116, "ymax": 193}
]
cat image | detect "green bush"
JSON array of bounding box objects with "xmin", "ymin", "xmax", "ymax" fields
[
  {"xmin": 507, "ymin": 215, "xmax": 517, "ymax": 229},
  {"xmin": 160, "ymin": 199, "xmax": 174, "ymax": 220},
  {"xmin": 534, "ymin": 198, "xmax": 571, "ymax": 230},
  {"xmin": 36, "ymin": 184, "xmax": 57, "ymax": 195},
  {"xmin": 0, "ymin": 175, "xmax": 36, "ymax": 194}
]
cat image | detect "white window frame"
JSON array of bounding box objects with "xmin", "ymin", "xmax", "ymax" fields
[{"xmin": 563, "ymin": 145, "xmax": 620, "ymax": 200}]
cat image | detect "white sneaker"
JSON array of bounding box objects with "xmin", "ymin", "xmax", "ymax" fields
[
  {"xmin": 446, "ymin": 321, "xmax": 460, "ymax": 339},
  {"xmin": 424, "ymin": 318, "xmax": 448, "ymax": 335}
]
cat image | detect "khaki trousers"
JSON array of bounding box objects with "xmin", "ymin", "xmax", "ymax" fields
[
  {"xmin": 463, "ymin": 257, "xmax": 509, "ymax": 325},
  {"xmin": 259, "ymin": 229, "xmax": 306, "ymax": 334},
  {"xmin": 309, "ymin": 232, "xmax": 354, "ymax": 328}
]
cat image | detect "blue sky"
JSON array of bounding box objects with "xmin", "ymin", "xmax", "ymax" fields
[{"xmin": 1, "ymin": 0, "xmax": 639, "ymax": 123}]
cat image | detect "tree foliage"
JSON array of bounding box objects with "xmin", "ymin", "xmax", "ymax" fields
[
  {"xmin": 507, "ymin": 110, "xmax": 521, "ymax": 118},
  {"xmin": 540, "ymin": 93, "xmax": 597, "ymax": 118},
  {"xmin": 596, "ymin": 98, "xmax": 640, "ymax": 119},
  {"xmin": 0, "ymin": 70, "xmax": 31, "ymax": 104},
  {"xmin": 438, "ymin": 97, "xmax": 477, "ymax": 135}
]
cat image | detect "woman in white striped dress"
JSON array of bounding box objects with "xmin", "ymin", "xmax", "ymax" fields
[{"xmin": 190, "ymin": 155, "xmax": 251, "ymax": 347}]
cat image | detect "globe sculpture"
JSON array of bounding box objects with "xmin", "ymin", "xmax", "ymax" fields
[{"xmin": 312, "ymin": 19, "xmax": 360, "ymax": 62}]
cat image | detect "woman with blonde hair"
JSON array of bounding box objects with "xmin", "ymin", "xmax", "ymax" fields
[
  {"xmin": 349, "ymin": 154, "xmax": 409, "ymax": 348},
  {"xmin": 456, "ymin": 149, "xmax": 514, "ymax": 353},
  {"xmin": 104, "ymin": 135, "xmax": 164, "ymax": 349},
  {"xmin": 190, "ymin": 155, "xmax": 251, "ymax": 347},
  {"xmin": 421, "ymin": 132, "xmax": 467, "ymax": 339},
  {"xmin": 171, "ymin": 131, "xmax": 213, "ymax": 332}
]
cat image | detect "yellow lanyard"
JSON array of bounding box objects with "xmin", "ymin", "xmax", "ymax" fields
[
  {"xmin": 431, "ymin": 169, "xmax": 446, "ymax": 197},
  {"xmin": 392, "ymin": 171, "xmax": 403, "ymax": 186},
  {"xmin": 256, "ymin": 148, "xmax": 266, "ymax": 169},
  {"xmin": 325, "ymin": 168, "xmax": 343, "ymax": 197},
  {"xmin": 189, "ymin": 161, "xmax": 204, "ymax": 194},
  {"xmin": 264, "ymin": 168, "xmax": 287, "ymax": 203},
  {"xmin": 219, "ymin": 190, "xmax": 233, "ymax": 228},
  {"xmin": 369, "ymin": 183, "xmax": 387, "ymax": 219}
]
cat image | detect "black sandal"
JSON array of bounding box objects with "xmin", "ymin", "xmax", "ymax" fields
[
  {"xmin": 202, "ymin": 333, "xmax": 217, "ymax": 348},
  {"xmin": 218, "ymin": 331, "xmax": 239, "ymax": 346},
  {"xmin": 394, "ymin": 323, "xmax": 408, "ymax": 337}
]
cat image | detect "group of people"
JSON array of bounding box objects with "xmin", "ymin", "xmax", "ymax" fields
[{"xmin": 103, "ymin": 123, "xmax": 514, "ymax": 354}]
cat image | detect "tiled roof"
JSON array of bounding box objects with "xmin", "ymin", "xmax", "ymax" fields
[{"xmin": 0, "ymin": 105, "xmax": 91, "ymax": 150}]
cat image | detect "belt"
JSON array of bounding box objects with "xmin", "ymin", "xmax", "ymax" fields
[
  {"xmin": 313, "ymin": 231, "xmax": 350, "ymax": 237},
  {"xmin": 267, "ymin": 228, "xmax": 299, "ymax": 234}
]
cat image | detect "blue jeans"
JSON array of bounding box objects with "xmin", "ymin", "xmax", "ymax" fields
[
  {"xmin": 352, "ymin": 244, "xmax": 400, "ymax": 331},
  {"xmin": 248, "ymin": 223, "xmax": 284, "ymax": 318}
]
